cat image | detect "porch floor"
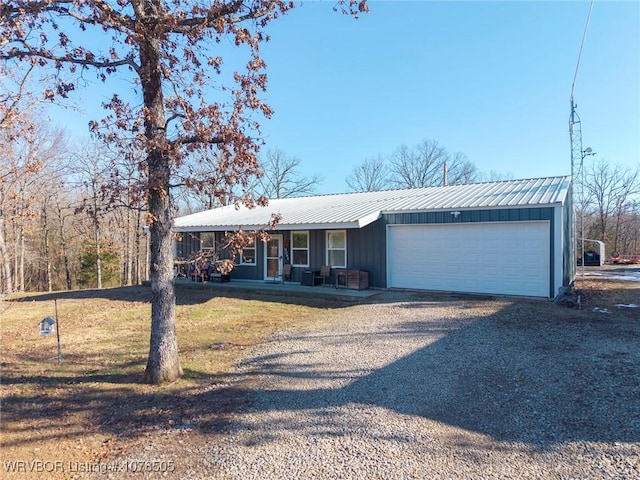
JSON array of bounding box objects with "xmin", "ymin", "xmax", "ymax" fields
[{"xmin": 173, "ymin": 277, "xmax": 380, "ymax": 299}]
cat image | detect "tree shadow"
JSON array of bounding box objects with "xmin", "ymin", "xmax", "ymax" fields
[
  {"xmin": 3, "ymin": 288, "xmax": 638, "ymax": 451},
  {"xmin": 5, "ymin": 283, "xmax": 372, "ymax": 309},
  {"xmin": 215, "ymin": 298, "xmax": 640, "ymax": 447}
]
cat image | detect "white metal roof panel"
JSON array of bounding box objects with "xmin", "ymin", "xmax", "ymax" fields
[{"xmin": 174, "ymin": 176, "xmax": 571, "ymax": 231}]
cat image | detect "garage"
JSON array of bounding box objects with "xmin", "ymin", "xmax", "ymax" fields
[{"xmin": 387, "ymin": 221, "xmax": 550, "ymax": 297}]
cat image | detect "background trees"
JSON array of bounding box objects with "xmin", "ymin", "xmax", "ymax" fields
[
  {"xmin": 345, "ymin": 138, "xmax": 478, "ymax": 192},
  {"xmin": 345, "ymin": 154, "xmax": 387, "ymax": 192},
  {"xmin": 254, "ymin": 148, "xmax": 323, "ymax": 199},
  {"xmin": 582, "ymin": 158, "xmax": 640, "ymax": 257}
]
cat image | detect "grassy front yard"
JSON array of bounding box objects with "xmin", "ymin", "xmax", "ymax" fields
[{"xmin": 0, "ymin": 284, "xmax": 352, "ymax": 479}]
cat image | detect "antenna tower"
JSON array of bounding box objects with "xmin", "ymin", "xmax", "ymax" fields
[{"xmin": 570, "ymin": 0, "xmax": 595, "ymax": 277}]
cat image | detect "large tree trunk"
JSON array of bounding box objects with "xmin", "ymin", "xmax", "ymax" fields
[
  {"xmin": 144, "ymin": 175, "xmax": 182, "ymax": 384},
  {"xmin": 141, "ymin": 13, "xmax": 182, "ymax": 384}
]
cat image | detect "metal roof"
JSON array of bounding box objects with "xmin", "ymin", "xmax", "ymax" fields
[{"xmin": 174, "ymin": 175, "xmax": 571, "ymax": 232}]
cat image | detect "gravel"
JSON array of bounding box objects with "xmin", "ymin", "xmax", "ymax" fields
[
  {"xmin": 95, "ymin": 290, "xmax": 640, "ymax": 479},
  {"xmin": 198, "ymin": 291, "xmax": 640, "ymax": 479}
]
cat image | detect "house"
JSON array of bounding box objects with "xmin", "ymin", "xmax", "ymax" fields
[{"xmin": 173, "ymin": 176, "xmax": 575, "ymax": 298}]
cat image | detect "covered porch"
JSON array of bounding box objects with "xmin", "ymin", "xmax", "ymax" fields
[{"xmin": 173, "ymin": 276, "xmax": 380, "ymax": 300}]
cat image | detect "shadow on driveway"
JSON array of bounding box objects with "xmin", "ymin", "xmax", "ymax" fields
[
  {"xmin": 3, "ymin": 293, "xmax": 639, "ymax": 450},
  {"xmin": 226, "ymin": 299, "xmax": 640, "ymax": 446}
]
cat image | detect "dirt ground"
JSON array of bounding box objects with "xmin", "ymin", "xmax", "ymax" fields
[{"xmin": 1, "ymin": 266, "xmax": 638, "ymax": 479}]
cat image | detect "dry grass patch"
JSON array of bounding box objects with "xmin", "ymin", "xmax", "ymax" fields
[{"xmin": 0, "ymin": 284, "xmax": 353, "ymax": 479}]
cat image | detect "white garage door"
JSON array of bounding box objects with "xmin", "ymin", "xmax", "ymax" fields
[{"xmin": 387, "ymin": 222, "xmax": 550, "ymax": 297}]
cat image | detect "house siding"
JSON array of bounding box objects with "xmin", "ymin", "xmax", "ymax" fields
[
  {"xmin": 174, "ymin": 231, "xmax": 265, "ymax": 281},
  {"xmin": 563, "ymin": 183, "xmax": 576, "ymax": 286},
  {"xmin": 346, "ymin": 220, "xmax": 387, "ymax": 289},
  {"xmin": 175, "ymin": 231, "xmax": 201, "ymax": 260}
]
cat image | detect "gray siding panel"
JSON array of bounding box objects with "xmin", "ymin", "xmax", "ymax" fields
[
  {"xmin": 563, "ymin": 184, "xmax": 576, "ymax": 286},
  {"xmin": 347, "ymin": 220, "xmax": 387, "ymax": 288},
  {"xmin": 309, "ymin": 230, "xmax": 325, "ymax": 268},
  {"xmin": 383, "ymin": 207, "xmax": 554, "ymax": 225}
]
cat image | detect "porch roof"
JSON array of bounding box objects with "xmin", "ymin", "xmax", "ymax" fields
[{"xmin": 174, "ymin": 175, "xmax": 571, "ymax": 232}]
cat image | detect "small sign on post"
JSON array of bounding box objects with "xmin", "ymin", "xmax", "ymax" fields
[
  {"xmin": 39, "ymin": 299, "xmax": 62, "ymax": 365},
  {"xmin": 39, "ymin": 317, "xmax": 56, "ymax": 335}
]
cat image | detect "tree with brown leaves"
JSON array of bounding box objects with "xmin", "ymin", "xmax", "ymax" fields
[{"xmin": 0, "ymin": 0, "xmax": 367, "ymax": 384}]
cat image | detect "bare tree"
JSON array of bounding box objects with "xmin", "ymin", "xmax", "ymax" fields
[
  {"xmin": 584, "ymin": 159, "xmax": 639, "ymax": 244},
  {"xmin": 389, "ymin": 139, "xmax": 450, "ymax": 188},
  {"xmin": 611, "ymin": 166, "xmax": 639, "ymax": 253},
  {"xmin": 176, "ymin": 149, "xmax": 240, "ymax": 212},
  {"xmin": 1, "ymin": 0, "xmax": 368, "ymax": 384},
  {"xmin": 256, "ymin": 148, "xmax": 322, "ymax": 199},
  {"xmin": 51, "ymin": 183, "xmax": 77, "ymax": 290},
  {"xmin": 619, "ymin": 200, "xmax": 640, "ymax": 255},
  {"xmin": 446, "ymin": 152, "xmax": 478, "ymax": 185},
  {"xmin": 0, "ymin": 120, "xmax": 66, "ymax": 292},
  {"xmin": 71, "ymin": 143, "xmax": 114, "ymax": 290},
  {"xmin": 478, "ymin": 170, "xmax": 515, "ymax": 182},
  {"xmin": 346, "ymin": 154, "xmax": 389, "ymax": 192},
  {"xmin": 0, "ymin": 65, "xmax": 39, "ymax": 294}
]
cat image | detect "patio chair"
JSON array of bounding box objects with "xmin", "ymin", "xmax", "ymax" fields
[{"xmin": 314, "ymin": 265, "xmax": 331, "ymax": 286}]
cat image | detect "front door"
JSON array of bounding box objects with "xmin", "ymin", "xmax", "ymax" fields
[{"xmin": 264, "ymin": 234, "xmax": 283, "ymax": 281}]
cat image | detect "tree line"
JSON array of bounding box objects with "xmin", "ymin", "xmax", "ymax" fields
[
  {"xmin": 0, "ymin": 119, "xmax": 320, "ymax": 294},
  {"xmin": 2, "ymin": 109, "xmax": 638, "ymax": 296},
  {"xmin": 578, "ymin": 159, "xmax": 640, "ymax": 258}
]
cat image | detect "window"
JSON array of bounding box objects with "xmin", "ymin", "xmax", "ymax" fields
[
  {"xmin": 239, "ymin": 236, "xmax": 256, "ymax": 265},
  {"xmin": 326, "ymin": 230, "xmax": 346, "ymax": 268},
  {"xmin": 291, "ymin": 231, "xmax": 309, "ymax": 267},
  {"xmin": 200, "ymin": 232, "xmax": 215, "ymax": 249}
]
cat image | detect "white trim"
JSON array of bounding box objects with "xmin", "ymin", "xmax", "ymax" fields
[
  {"xmin": 326, "ymin": 230, "xmax": 347, "ymax": 268},
  {"xmin": 357, "ymin": 210, "xmax": 382, "ymax": 228},
  {"xmin": 291, "ymin": 231, "xmax": 310, "ymax": 267},
  {"xmin": 175, "ymin": 222, "xmax": 363, "ymax": 233},
  {"xmin": 238, "ymin": 236, "xmax": 256, "ymax": 266},
  {"xmin": 381, "ymin": 203, "xmax": 564, "ymax": 216},
  {"xmin": 263, "ymin": 234, "xmax": 283, "ymax": 281},
  {"xmin": 200, "ymin": 232, "xmax": 216, "ymax": 249}
]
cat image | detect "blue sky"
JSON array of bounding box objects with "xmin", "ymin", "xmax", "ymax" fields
[{"xmin": 52, "ymin": 1, "xmax": 639, "ymax": 194}]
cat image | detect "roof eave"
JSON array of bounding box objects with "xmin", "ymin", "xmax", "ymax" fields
[
  {"xmin": 175, "ymin": 221, "xmax": 367, "ymax": 233},
  {"xmin": 382, "ymin": 202, "xmax": 565, "ymax": 216}
]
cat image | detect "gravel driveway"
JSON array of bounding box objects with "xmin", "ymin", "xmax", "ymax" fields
[{"xmin": 201, "ymin": 291, "xmax": 639, "ymax": 479}]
